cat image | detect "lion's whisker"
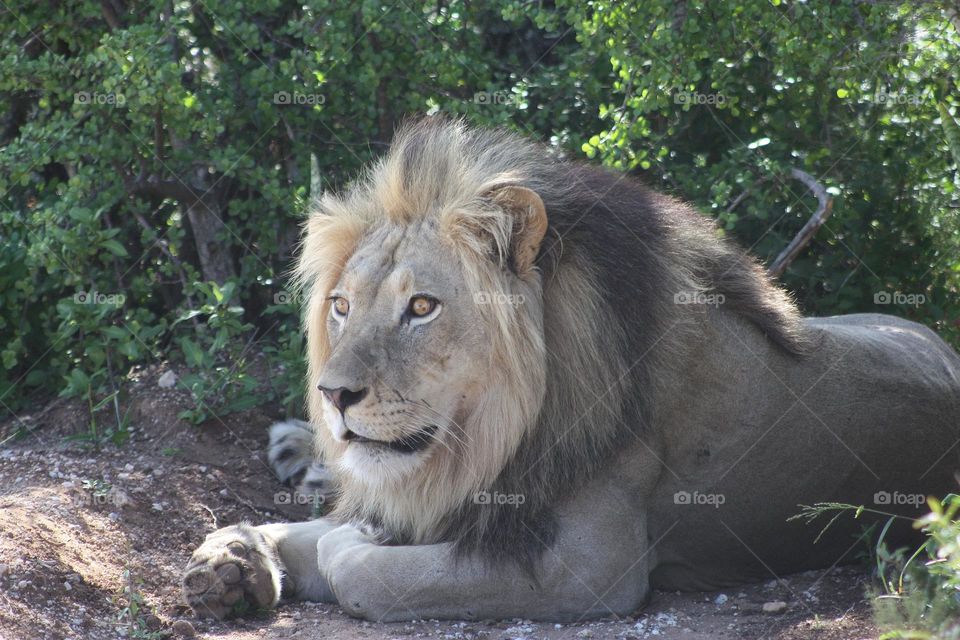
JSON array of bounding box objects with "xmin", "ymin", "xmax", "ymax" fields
[
  {"xmin": 399, "ymin": 405, "xmax": 468, "ymax": 452},
  {"xmin": 406, "ymin": 401, "xmax": 471, "ymax": 447}
]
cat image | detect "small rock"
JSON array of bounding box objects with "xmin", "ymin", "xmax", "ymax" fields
[
  {"xmin": 158, "ymin": 370, "xmax": 178, "ymax": 389},
  {"xmin": 152, "ymin": 502, "xmax": 164, "ymax": 511},
  {"xmin": 172, "ymin": 619, "xmax": 196, "ymax": 637},
  {"xmin": 714, "ymin": 593, "xmax": 728, "ymax": 606},
  {"xmin": 762, "ymin": 601, "xmax": 788, "ymax": 615}
]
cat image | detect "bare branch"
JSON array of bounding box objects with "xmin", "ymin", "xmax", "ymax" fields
[{"xmin": 768, "ymin": 168, "xmax": 834, "ymax": 278}]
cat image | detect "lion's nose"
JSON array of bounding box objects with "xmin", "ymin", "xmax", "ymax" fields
[{"xmin": 317, "ymin": 385, "xmax": 368, "ymax": 414}]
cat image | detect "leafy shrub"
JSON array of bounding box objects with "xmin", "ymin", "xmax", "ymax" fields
[
  {"xmin": 1, "ymin": 1, "xmax": 957, "ymax": 424},
  {"xmin": 872, "ymin": 496, "xmax": 960, "ymax": 639},
  {"xmin": 794, "ymin": 498, "xmax": 960, "ymax": 639}
]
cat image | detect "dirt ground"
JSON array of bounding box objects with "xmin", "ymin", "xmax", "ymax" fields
[{"xmin": 0, "ymin": 365, "xmax": 879, "ymax": 640}]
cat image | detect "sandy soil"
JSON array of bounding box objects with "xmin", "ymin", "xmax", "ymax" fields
[{"xmin": 0, "ymin": 366, "xmax": 878, "ymax": 640}]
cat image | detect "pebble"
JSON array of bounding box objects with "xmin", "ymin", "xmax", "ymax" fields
[
  {"xmin": 172, "ymin": 619, "xmax": 196, "ymax": 637},
  {"xmin": 762, "ymin": 601, "xmax": 788, "ymax": 614},
  {"xmin": 714, "ymin": 593, "xmax": 728, "ymax": 606},
  {"xmin": 158, "ymin": 370, "xmax": 178, "ymax": 388}
]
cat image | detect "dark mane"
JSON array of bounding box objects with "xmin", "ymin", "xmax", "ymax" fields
[{"xmin": 421, "ymin": 118, "xmax": 809, "ymax": 571}]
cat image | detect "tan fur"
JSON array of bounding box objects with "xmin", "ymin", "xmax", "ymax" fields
[{"xmin": 295, "ymin": 145, "xmax": 554, "ymax": 545}]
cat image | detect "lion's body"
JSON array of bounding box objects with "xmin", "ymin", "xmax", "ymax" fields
[
  {"xmin": 183, "ymin": 117, "xmax": 960, "ymax": 622},
  {"xmin": 648, "ymin": 311, "xmax": 960, "ymax": 590}
]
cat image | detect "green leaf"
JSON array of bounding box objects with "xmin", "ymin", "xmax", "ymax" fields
[{"xmin": 100, "ymin": 239, "xmax": 129, "ymax": 257}]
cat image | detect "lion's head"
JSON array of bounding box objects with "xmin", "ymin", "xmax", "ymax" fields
[
  {"xmin": 296, "ymin": 116, "xmax": 807, "ymax": 560},
  {"xmin": 296, "ymin": 119, "xmax": 570, "ymax": 545}
]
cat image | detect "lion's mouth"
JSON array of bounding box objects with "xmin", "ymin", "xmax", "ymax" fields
[{"xmin": 344, "ymin": 424, "xmax": 438, "ymax": 454}]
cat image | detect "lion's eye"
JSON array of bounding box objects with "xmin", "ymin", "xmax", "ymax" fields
[
  {"xmin": 409, "ymin": 296, "xmax": 435, "ymax": 317},
  {"xmin": 405, "ymin": 295, "xmax": 441, "ymax": 327},
  {"xmin": 331, "ymin": 296, "xmax": 349, "ymax": 318}
]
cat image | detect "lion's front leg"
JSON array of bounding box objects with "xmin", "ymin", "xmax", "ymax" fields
[
  {"xmin": 318, "ymin": 496, "xmax": 649, "ymax": 621},
  {"xmin": 183, "ymin": 519, "xmax": 339, "ymax": 619}
]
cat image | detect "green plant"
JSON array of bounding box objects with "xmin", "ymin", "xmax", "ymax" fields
[
  {"xmin": 63, "ymin": 388, "xmax": 133, "ymax": 449},
  {"xmin": 793, "ymin": 497, "xmax": 960, "ymax": 639},
  {"xmin": 261, "ymin": 299, "xmax": 308, "ymax": 418},
  {"xmin": 172, "ymin": 281, "xmax": 264, "ymax": 424},
  {"xmin": 115, "ymin": 568, "xmax": 163, "ymax": 639},
  {"xmin": 1, "ymin": 1, "xmax": 956, "ymax": 425}
]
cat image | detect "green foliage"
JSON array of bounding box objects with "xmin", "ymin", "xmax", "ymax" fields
[
  {"xmin": 793, "ymin": 499, "xmax": 960, "ymax": 639},
  {"xmin": 871, "ymin": 496, "xmax": 960, "ymax": 639},
  {"xmin": 115, "ymin": 568, "xmax": 163, "ymax": 639},
  {"xmin": 562, "ymin": 0, "xmax": 960, "ymax": 336},
  {"xmin": 1, "ymin": 1, "xmax": 957, "ymax": 425},
  {"xmin": 172, "ymin": 281, "xmax": 259, "ymax": 423},
  {"xmin": 63, "ymin": 388, "xmax": 133, "ymax": 448}
]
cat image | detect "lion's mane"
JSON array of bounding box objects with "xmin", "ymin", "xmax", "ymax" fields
[{"xmin": 295, "ymin": 116, "xmax": 808, "ymax": 570}]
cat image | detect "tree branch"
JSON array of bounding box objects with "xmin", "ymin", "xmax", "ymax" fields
[{"xmin": 768, "ymin": 168, "xmax": 834, "ymax": 278}]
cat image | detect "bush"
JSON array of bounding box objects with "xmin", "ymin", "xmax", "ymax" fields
[
  {"xmin": 1, "ymin": 0, "xmax": 957, "ymax": 420},
  {"xmin": 795, "ymin": 497, "xmax": 960, "ymax": 639}
]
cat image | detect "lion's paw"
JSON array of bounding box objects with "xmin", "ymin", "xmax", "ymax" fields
[{"xmin": 182, "ymin": 524, "xmax": 282, "ymax": 619}]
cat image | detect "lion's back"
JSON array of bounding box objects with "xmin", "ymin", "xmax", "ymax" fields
[{"xmin": 806, "ymin": 313, "xmax": 960, "ymax": 391}]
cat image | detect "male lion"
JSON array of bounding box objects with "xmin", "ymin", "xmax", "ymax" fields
[{"xmin": 183, "ymin": 117, "xmax": 960, "ymax": 622}]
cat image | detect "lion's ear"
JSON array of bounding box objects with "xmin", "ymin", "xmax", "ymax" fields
[{"xmin": 488, "ymin": 185, "xmax": 548, "ymax": 276}]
